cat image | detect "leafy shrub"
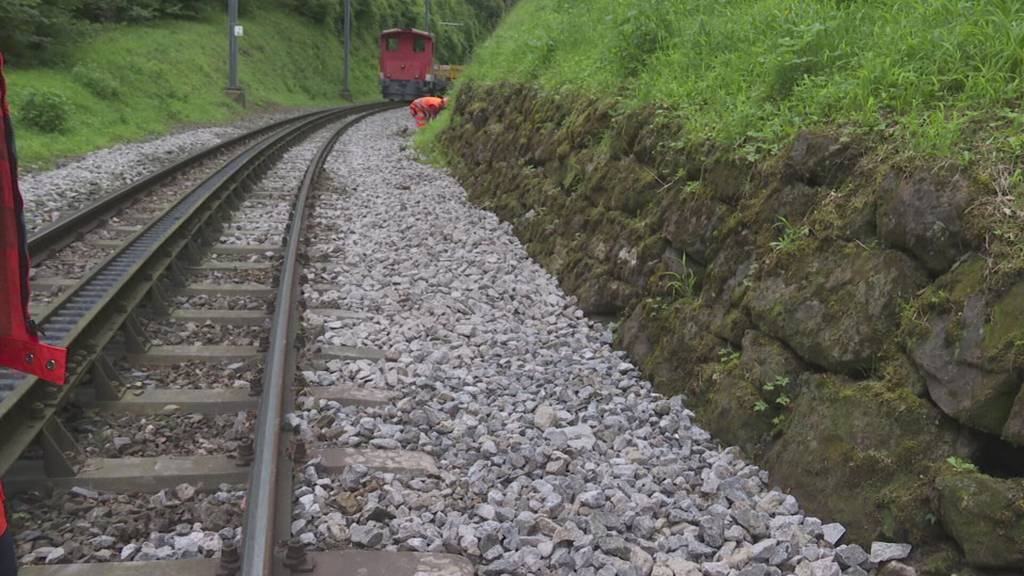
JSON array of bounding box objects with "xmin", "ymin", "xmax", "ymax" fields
[
  {"xmin": 285, "ymin": 0, "xmax": 341, "ymax": 23},
  {"xmin": 71, "ymin": 65, "xmax": 122, "ymax": 100},
  {"xmin": 0, "ymin": 0, "xmax": 80, "ymax": 65},
  {"xmin": 73, "ymin": 0, "xmax": 207, "ymax": 23},
  {"xmin": 19, "ymin": 90, "xmax": 72, "ymax": 133}
]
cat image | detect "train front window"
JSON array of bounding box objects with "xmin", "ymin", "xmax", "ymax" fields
[
  {"xmin": 413, "ymin": 37, "xmax": 426, "ymax": 52},
  {"xmin": 386, "ymin": 37, "xmax": 400, "ymax": 51}
]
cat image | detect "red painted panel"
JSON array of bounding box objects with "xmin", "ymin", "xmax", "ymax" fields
[
  {"xmin": 380, "ymin": 30, "xmax": 434, "ymax": 82},
  {"xmin": 0, "ymin": 52, "xmax": 67, "ymax": 385}
]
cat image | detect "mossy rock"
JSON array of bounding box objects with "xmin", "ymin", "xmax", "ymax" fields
[
  {"xmin": 663, "ymin": 184, "xmax": 732, "ymax": 264},
  {"xmin": 702, "ymin": 153, "xmax": 754, "ymax": 206},
  {"xmin": 804, "ymin": 178, "xmax": 878, "ymax": 244},
  {"xmin": 702, "ymin": 330, "xmax": 808, "ymax": 455},
  {"xmin": 703, "ymin": 366, "xmax": 776, "ymax": 454},
  {"xmin": 640, "ymin": 301, "xmax": 725, "ymax": 396},
  {"xmin": 778, "ymin": 130, "xmax": 861, "ymax": 189},
  {"xmin": 937, "ymin": 473, "xmax": 1024, "ymax": 569},
  {"xmin": 877, "ymin": 169, "xmax": 977, "ymax": 275},
  {"xmin": 766, "ymin": 376, "xmax": 976, "ymax": 547},
  {"xmin": 746, "ymin": 242, "xmax": 929, "ymax": 374},
  {"xmin": 907, "ymin": 260, "xmax": 1024, "ymax": 439}
]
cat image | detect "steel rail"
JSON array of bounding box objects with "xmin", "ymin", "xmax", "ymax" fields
[
  {"xmin": 239, "ymin": 106, "xmax": 396, "ymax": 576},
  {"xmin": 0, "ymin": 104, "xmax": 387, "ymax": 478},
  {"xmin": 27, "ymin": 108, "xmax": 327, "ymax": 264}
]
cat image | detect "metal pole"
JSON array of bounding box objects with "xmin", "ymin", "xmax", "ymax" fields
[
  {"xmin": 342, "ymin": 0, "xmax": 351, "ymax": 100},
  {"xmin": 228, "ymin": 0, "xmax": 239, "ymax": 90},
  {"xmin": 425, "ymin": 0, "xmax": 431, "ymax": 35}
]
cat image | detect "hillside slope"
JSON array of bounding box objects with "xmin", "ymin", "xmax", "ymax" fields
[
  {"xmin": 432, "ymin": 1, "xmax": 1024, "ymax": 574},
  {"xmin": 6, "ymin": 0, "xmax": 503, "ymax": 167}
]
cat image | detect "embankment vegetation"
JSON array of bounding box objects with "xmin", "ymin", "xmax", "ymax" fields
[
  {"xmin": 2, "ymin": 0, "xmax": 510, "ymax": 166},
  {"xmin": 461, "ymin": 0, "xmax": 1024, "ymax": 166}
]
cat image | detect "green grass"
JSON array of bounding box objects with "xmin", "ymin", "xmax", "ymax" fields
[
  {"xmin": 6, "ymin": 8, "xmax": 369, "ymax": 168},
  {"xmin": 455, "ymin": 0, "xmax": 1024, "ymax": 166},
  {"xmin": 413, "ymin": 107, "xmax": 454, "ymax": 165}
]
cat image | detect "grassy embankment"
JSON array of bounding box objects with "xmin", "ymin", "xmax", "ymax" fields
[
  {"xmin": 7, "ymin": 9, "xmax": 346, "ymax": 167},
  {"xmin": 420, "ymin": 0, "xmax": 1024, "ymax": 289},
  {"xmin": 7, "ymin": 0, "xmax": 497, "ymax": 168},
  {"xmin": 426, "ymin": 0, "xmax": 1024, "ymax": 166}
]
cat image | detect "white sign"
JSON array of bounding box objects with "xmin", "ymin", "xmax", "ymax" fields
[{"xmin": 234, "ymin": 25, "xmax": 244, "ymax": 37}]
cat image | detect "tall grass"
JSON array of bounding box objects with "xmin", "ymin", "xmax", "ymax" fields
[{"xmin": 462, "ymin": 0, "xmax": 1024, "ymax": 161}]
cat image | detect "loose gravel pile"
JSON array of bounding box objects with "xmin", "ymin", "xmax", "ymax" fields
[
  {"xmin": 283, "ymin": 110, "xmax": 915, "ymax": 576},
  {"xmin": 116, "ymin": 359, "xmax": 263, "ymax": 392},
  {"xmin": 64, "ymin": 408, "xmax": 253, "ymax": 458},
  {"xmin": 21, "ymin": 108, "xmax": 309, "ymax": 231},
  {"xmin": 12, "ymin": 484, "xmax": 245, "ymax": 564}
]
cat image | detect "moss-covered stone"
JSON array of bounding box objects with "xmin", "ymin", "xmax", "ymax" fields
[
  {"xmin": 779, "ymin": 131, "xmax": 861, "ymax": 189},
  {"xmin": 766, "ymin": 377, "xmax": 975, "ymax": 546},
  {"xmin": 937, "ymin": 473, "xmax": 1024, "ymax": 568},
  {"xmin": 663, "ymin": 184, "xmax": 731, "ymax": 264},
  {"xmin": 703, "ymin": 364, "xmax": 776, "ymax": 454},
  {"xmin": 746, "ymin": 242, "xmax": 929, "ymax": 374},
  {"xmin": 906, "ymin": 262, "xmax": 1024, "ymax": 437},
  {"xmin": 877, "ymin": 169, "xmax": 977, "ymax": 275},
  {"xmin": 1004, "ymin": 389, "xmax": 1024, "ymax": 446}
]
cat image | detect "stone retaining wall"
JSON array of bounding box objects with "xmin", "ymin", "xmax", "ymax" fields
[{"xmin": 439, "ymin": 82, "xmax": 1024, "ymax": 574}]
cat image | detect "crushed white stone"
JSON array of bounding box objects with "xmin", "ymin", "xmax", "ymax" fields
[{"xmin": 287, "ymin": 110, "xmax": 913, "ymax": 576}]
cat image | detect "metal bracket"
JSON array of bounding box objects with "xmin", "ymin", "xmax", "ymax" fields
[
  {"xmin": 168, "ymin": 259, "xmax": 189, "ymax": 287},
  {"xmin": 122, "ymin": 313, "xmax": 150, "ymax": 354},
  {"xmin": 183, "ymin": 238, "xmax": 205, "ymax": 264},
  {"xmin": 146, "ymin": 282, "xmax": 171, "ymax": 315},
  {"xmin": 90, "ymin": 354, "xmax": 125, "ymax": 401},
  {"xmin": 39, "ymin": 418, "xmax": 83, "ymax": 477}
]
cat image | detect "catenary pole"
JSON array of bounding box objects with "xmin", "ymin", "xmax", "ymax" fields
[
  {"xmin": 228, "ymin": 0, "xmax": 240, "ymax": 90},
  {"xmin": 342, "ymin": 0, "xmax": 352, "ymax": 100}
]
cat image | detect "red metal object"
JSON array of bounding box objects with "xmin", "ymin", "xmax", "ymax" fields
[
  {"xmin": 379, "ymin": 28, "xmax": 434, "ymax": 82},
  {"xmin": 0, "ymin": 53, "xmax": 67, "ymax": 385},
  {"xmin": 379, "ymin": 28, "xmax": 439, "ymax": 100}
]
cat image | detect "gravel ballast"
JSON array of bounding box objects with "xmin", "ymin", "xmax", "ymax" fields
[
  {"xmin": 20, "ymin": 108, "xmax": 311, "ymax": 231},
  {"xmin": 285, "ymin": 110, "xmax": 913, "ymax": 576},
  {"xmin": 12, "ymin": 116, "xmax": 346, "ymax": 568}
]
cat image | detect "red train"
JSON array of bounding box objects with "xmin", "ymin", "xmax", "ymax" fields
[{"xmin": 379, "ymin": 28, "xmax": 460, "ymax": 101}]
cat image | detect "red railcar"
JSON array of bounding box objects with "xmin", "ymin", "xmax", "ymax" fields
[{"xmin": 379, "ymin": 28, "xmax": 448, "ymax": 101}]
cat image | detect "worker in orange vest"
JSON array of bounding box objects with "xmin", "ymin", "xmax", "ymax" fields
[{"xmin": 409, "ymin": 96, "xmax": 448, "ymax": 128}]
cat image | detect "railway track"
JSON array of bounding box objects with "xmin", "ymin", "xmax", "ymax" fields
[
  {"xmin": 25, "ymin": 109, "xmax": 328, "ymax": 313},
  {"xmin": 0, "ymin": 101, "xmax": 478, "ymax": 575},
  {"xmin": 3, "ymin": 106, "xmax": 887, "ymax": 576}
]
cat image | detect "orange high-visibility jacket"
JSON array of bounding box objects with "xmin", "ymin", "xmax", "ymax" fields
[{"xmin": 409, "ymin": 97, "xmax": 447, "ymax": 127}]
